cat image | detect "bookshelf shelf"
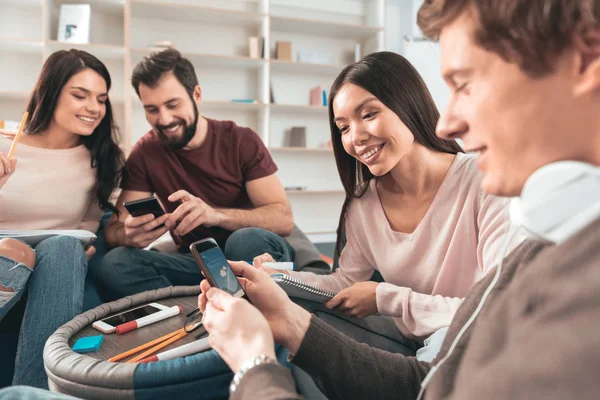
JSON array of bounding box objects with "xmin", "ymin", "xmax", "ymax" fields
[
  {"xmin": 131, "ymin": 49, "xmax": 265, "ymax": 70},
  {"xmin": 0, "ymin": 38, "xmax": 44, "ymax": 54},
  {"xmin": 47, "ymin": 41, "xmax": 125, "ymax": 60},
  {"xmin": 270, "ymin": 15, "xmax": 383, "ymax": 39},
  {"xmin": 270, "ymin": 59, "xmax": 344, "ymax": 76},
  {"xmin": 130, "ymin": 1, "xmax": 263, "ymax": 26},
  {"xmin": 133, "ymin": 97, "xmax": 264, "ymax": 111},
  {"xmin": 202, "ymin": 100, "xmax": 265, "ymax": 111},
  {"xmin": 269, "ymin": 104, "xmax": 328, "ymax": 114}
]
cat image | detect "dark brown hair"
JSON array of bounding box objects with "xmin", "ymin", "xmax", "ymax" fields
[
  {"xmin": 25, "ymin": 49, "xmax": 124, "ymax": 213},
  {"xmin": 418, "ymin": 0, "xmax": 600, "ymax": 77},
  {"xmin": 131, "ymin": 48, "xmax": 198, "ymax": 100},
  {"xmin": 329, "ymin": 51, "xmax": 463, "ymax": 257}
]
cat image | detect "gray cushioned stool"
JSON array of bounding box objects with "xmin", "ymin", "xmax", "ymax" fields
[{"xmin": 43, "ymin": 286, "xmax": 242, "ymax": 400}]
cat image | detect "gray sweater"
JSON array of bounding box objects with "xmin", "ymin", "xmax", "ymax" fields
[{"xmin": 233, "ymin": 217, "xmax": 600, "ymax": 399}]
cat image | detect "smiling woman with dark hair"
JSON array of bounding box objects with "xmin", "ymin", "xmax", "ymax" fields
[
  {"xmin": 254, "ymin": 51, "xmax": 517, "ymax": 359},
  {"xmin": 0, "ymin": 49, "xmax": 124, "ymax": 388}
]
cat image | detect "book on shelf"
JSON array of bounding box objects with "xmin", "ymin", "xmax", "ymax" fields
[
  {"xmin": 284, "ymin": 127, "xmax": 306, "ymax": 148},
  {"xmin": 0, "ymin": 230, "xmax": 96, "ymax": 249},
  {"xmin": 310, "ymin": 86, "xmax": 327, "ymax": 107},
  {"xmin": 248, "ymin": 36, "xmax": 265, "ymax": 59},
  {"xmin": 275, "ymin": 41, "xmax": 292, "ymax": 61},
  {"xmin": 231, "ymin": 99, "xmax": 258, "ymax": 104},
  {"xmin": 57, "ymin": 4, "xmax": 91, "ymax": 44},
  {"xmin": 271, "ymin": 273, "xmax": 336, "ymax": 303},
  {"xmin": 248, "ymin": 36, "xmax": 259, "ymax": 59}
]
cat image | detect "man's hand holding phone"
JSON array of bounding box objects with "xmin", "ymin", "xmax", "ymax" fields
[
  {"xmin": 167, "ymin": 190, "xmax": 222, "ymax": 236},
  {"xmin": 199, "ymin": 260, "xmax": 312, "ymax": 357},
  {"xmin": 200, "ymin": 283, "xmax": 276, "ymax": 373},
  {"xmin": 123, "ymin": 213, "xmax": 170, "ymax": 248}
]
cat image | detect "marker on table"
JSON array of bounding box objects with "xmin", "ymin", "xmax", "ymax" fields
[
  {"xmin": 138, "ymin": 337, "xmax": 211, "ymax": 363},
  {"xmin": 262, "ymin": 262, "xmax": 295, "ymax": 271},
  {"xmin": 116, "ymin": 305, "xmax": 182, "ymax": 335}
]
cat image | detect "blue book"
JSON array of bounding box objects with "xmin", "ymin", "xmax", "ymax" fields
[
  {"xmin": 322, "ymin": 90, "xmax": 327, "ymax": 106},
  {"xmin": 231, "ymin": 99, "xmax": 257, "ymax": 103}
]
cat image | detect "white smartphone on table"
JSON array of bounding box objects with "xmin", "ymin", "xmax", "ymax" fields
[{"xmin": 92, "ymin": 302, "xmax": 170, "ymax": 334}]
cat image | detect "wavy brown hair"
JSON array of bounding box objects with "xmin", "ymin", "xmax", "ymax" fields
[{"xmin": 25, "ymin": 49, "xmax": 125, "ymax": 213}]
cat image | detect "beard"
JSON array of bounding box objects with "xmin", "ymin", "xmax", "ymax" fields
[{"xmin": 155, "ymin": 102, "xmax": 199, "ymax": 149}]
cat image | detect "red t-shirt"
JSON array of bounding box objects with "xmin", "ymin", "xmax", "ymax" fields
[{"xmin": 122, "ymin": 118, "xmax": 278, "ymax": 251}]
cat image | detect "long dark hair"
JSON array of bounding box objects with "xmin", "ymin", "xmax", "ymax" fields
[
  {"xmin": 24, "ymin": 49, "xmax": 125, "ymax": 214},
  {"xmin": 330, "ymin": 51, "xmax": 463, "ymax": 257}
]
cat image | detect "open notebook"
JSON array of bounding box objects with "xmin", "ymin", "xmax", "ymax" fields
[
  {"xmin": 271, "ymin": 273, "xmax": 337, "ymax": 303},
  {"xmin": 0, "ymin": 230, "xmax": 96, "ymax": 249}
]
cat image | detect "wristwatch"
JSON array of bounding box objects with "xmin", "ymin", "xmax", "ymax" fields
[{"xmin": 229, "ymin": 353, "xmax": 278, "ymax": 394}]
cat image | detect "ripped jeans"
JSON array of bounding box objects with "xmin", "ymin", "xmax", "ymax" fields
[
  {"xmin": 0, "ymin": 252, "xmax": 33, "ymax": 321},
  {"xmin": 0, "ymin": 236, "xmax": 87, "ymax": 389}
]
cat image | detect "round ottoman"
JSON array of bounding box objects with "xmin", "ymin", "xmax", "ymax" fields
[{"xmin": 43, "ymin": 286, "xmax": 288, "ymax": 400}]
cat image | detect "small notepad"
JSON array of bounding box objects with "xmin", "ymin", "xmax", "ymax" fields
[{"xmin": 271, "ymin": 274, "xmax": 337, "ymax": 303}]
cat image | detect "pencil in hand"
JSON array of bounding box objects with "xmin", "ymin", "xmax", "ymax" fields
[{"xmin": 8, "ymin": 111, "xmax": 29, "ymax": 160}]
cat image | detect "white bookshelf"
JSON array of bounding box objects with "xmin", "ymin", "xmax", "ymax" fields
[{"xmin": 0, "ymin": 0, "xmax": 386, "ymax": 239}]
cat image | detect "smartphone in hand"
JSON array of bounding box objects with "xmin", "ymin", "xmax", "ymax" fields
[
  {"xmin": 190, "ymin": 238, "xmax": 246, "ymax": 299},
  {"xmin": 123, "ymin": 195, "xmax": 166, "ymax": 218},
  {"xmin": 123, "ymin": 195, "xmax": 167, "ymax": 231}
]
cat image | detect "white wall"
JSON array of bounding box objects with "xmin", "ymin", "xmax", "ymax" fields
[{"xmin": 385, "ymin": 0, "xmax": 450, "ymax": 112}]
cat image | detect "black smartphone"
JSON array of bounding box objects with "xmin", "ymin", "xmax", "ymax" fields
[
  {"xmin": 190, "ymin": 238, "xmax": 246, "ymax": 299},
  {"xmin": 123, "ymin": 196, "xmax": 166, "ymax": 218}
]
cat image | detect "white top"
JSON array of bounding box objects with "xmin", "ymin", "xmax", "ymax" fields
[{"xmin": 0, "ymin": 134, "xmax": 102, "ymax": 233}]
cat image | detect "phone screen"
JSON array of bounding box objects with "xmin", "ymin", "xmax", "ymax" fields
[
  {"xmin": 101, "ymin": 305, "xmax": 161, "ymax": 327},
  {"xmin": 192, "ymin": 240, "xmax": 244, "ymax": 297}
]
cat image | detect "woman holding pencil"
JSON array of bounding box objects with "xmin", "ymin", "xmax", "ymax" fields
[{"xmin": 0, "ymin": 49, "xmax": 124, "ymax": 388}]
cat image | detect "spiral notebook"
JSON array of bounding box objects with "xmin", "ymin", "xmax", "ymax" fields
[{"xmin": 271, "ymin": 274, "xmax": 337, "ymax": 303}]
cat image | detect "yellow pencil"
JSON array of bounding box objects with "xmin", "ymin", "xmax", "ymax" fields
[{"xmin": 7, "ymin": 111, "xmax": 29, "ymax": 159}]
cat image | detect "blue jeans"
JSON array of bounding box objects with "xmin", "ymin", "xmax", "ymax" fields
[
  {"xmin": 0, "ymin": 236, "xmax": 87, "ymax": 389},
  {"xmin": 96, "ymin": 227, "xmax": 295, "ymax": 301}
]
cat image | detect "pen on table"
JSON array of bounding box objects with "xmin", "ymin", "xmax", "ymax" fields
[
  {"xmin": 7, "ymin": 111, "xmax": 29, "ymax": 160},
  {"xmin": 108, "ymin": 328, "xmax": 184, "ymax": 362},
  {"xmin": 116, "ymin": 305, "xmax": 182, "ymax": 335},
  {"xmin": 137, "ymin": 336, "xmax": 211, "ymax": 363},
  {"xmin": 126, "ymin": 330, "xmax": 188, "ymax": 363}
]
